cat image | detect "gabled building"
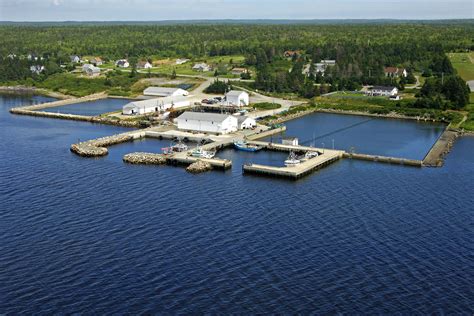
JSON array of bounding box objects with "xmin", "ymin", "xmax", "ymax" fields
[
  {"xmin": 90, "ymin": 57, "xmax": 103, "ymax": 66},
  {"xmin": 70, "ymin": 55, "xmax": 81, "ymax": 63},
  {"xmin": 231, "ymin": 67, "xmax": 250, "ymax": 76},
  {"xmin": 122, "ymin": 96, "xmax": 190, "ymax": 115},
  {"xmin": 368, "ymin": 86, "xmax": 398, "ymax": 97},
  {"xmin": 176, "ymin": 112, "xmax": 238, "ymax": 135},
  {"xmin": 237, "ymin": 116, "xmax": 256, "ymax": 129},
  {"xmin": 143, "ymin": 87, "xmax": 189, "ymax": 97},
  {"xmin": 192, "ymin": 63, "xmax": 211, "ymax": 72},
  {"xmin": 225, "ymin": 90, "xmax": 249, "ymax": 107},
  {"xmin": 137, "ymin": 60, "xmax": 153, "ymax": 69},
  {"xmin": 384, "ymin": 67, "xmax": 407, "ymax": 78},
  {"xmin": 82, "ymin": 64, "xmax": 101, "ymax": 77},
  {"xmin": 115, "ymin": 59, "xmax": 130, "ymax": 68}
]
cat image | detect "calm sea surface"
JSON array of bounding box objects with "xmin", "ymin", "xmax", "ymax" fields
[{"xmin": 0, "ymin": 93, "xmax": 472, "ymax": 314}]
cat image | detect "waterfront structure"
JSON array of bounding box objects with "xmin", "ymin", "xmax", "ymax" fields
[
  {"xmin": 282, "ymin": 137, "xmax": 299, "ymax": 146},
  {"xmin": 122, "ymin": 96, "xmax": 190, "ymax": 115},
  {"xmin": 143, "ymin": 87, "xmax": 189, "ymax": 97},
  {"xmin": 115, "ymin": 59, "xmax": 130, "ymax": 68},
  {"xmin": 192, "ymin": 63, "xmax": 211, "ymax": 72},
  {"xmin": 384, "ymin": 67, "xmax": 408, "ymax": 78},
  {"xmin": 368, "ymin": 86, "xmax": 399, "ymax": 97},
  {"xmin": 82, "ymin": 64, "xmax": 101, "ymax": 77},
  {"xmin": 176, "ymin": 112, "xmax": 238, "ymax": 134},
  {"xmin": 225, "ymin": 90, "xmax": 249, "ymax": 107},
  {"xmin": 237, "ymin": 116, "xmax": 256, "ymax": 129}
]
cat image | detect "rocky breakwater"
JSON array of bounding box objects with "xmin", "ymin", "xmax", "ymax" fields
[
  {"xmin": 71, "ymin": 133, "xmax": 135, "ymax": 157},
  {"xmin": 123, "ymin": 153, "xmax": 167, "ymax": 165},
  {"xmin": 186, "ymin": 160, "xmax": 213, "ymax": 173}
]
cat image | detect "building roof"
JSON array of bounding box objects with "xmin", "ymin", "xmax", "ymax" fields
[
  {"xmin": 177, "ymin": 111, "xmax": 233, "ymax": 123},
  {"xmin": 124, "ymin": 96, "xmax": 188, "ymax": 109},
  {"xmin": 237, "ymin": 116, "xmax": 255, "ymax": 124},
  {"xmin": 384, "ymin": 67, "xmax": 405, "ymax": 74},
  {"xmin": 226, "ymin": 90, "xmax": 247, "ymax": 97},
  {"xmin": 372, "ymin": 86, "xmax": 397, "ymax": 91},
  {"xmin": 143, "ymin": 87, "xmax": 187, "ymax": 96}
]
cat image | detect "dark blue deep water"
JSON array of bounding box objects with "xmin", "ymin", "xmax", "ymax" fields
[
  {"xmin": 0, "ymin": 93, "xmax": 473, "ymax": 314},
  {"xmin": 38, "ymin": 98, "xmax": 133, "ymax": 116}
]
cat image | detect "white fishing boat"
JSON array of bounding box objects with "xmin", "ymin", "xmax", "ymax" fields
[
  {"xmin": 190, "ymin": 145, "xmax": 216, "ymax": 159},
  {"xmin": 284, "ymin": 151, "xmax": 301, "ymax": 167},
  {"xmin": 171, "ymin": 139, "xmax": 188, "ymax": 152}
]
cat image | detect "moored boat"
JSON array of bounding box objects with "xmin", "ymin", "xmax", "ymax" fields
[
  {"xmin": 233, "ymin": 140, "xmax": 262, "ymax": 152},
  {"xmin": 190, "ymin": 146, "xmax": 216, "ymax": 159},
  {"xmin": 284, "ymin": 151, "xmax": 301, "ymax": 167}
]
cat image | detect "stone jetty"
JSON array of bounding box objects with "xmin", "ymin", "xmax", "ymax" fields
[
  {"xmin": 186, "ymin": 160, "xmax": 213, "ymax": 173},
  {"xmin": 423, "ymin": 129, "xmax": 460, "ymax": 167},
  {"xmin": 123, "ymin": 153, "xmax": 167, "ymax": 165}
]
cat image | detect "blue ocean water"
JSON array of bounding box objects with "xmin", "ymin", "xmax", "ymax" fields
[
  {"xmin": 0, "ymin": 93, "xmax": 473, "ymax": 314},
  {"xmin": 38, "ymin": 98, "xmax": 133, "ymax": 116}
]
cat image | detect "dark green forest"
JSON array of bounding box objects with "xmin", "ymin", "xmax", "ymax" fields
[{"xmin": 0, "ymin": 22, "xmax": 472, "ymax": 108}]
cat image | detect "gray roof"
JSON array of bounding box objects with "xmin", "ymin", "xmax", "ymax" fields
[
  {"xmin": 237, "ymin": 116, "xmax": 254, "ymax": 124},
  {"xmin": 177, "ymin": 111, "xmax": 233, "ymax": 123},
  {"xmin": 144, "ymin": 87, "xmax": 185, "ymax": 95},
  {"xmin": 226, "ymin": 90, "xmax": 247, "ymax": 97},
  {"xmin": 124, "ymin": 96, "xmax": 188, "ymax": 109},
  {"xmin": 372, "ymin": 86, "xmax": 396, "ymax": 91}
]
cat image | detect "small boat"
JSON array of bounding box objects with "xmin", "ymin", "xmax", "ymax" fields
[
  {"xmin": 190, "ymin": 146, "xmax": 216, "ymax": 159},
  {"xmin": 171, "ymin": 139, "xmax": 188, "ymax": 152},
  {"xmin": 233, "ymin": 140, "xmax": 262, "ymax": 152},
  {"xmin": 284, "ymin": 151, "xmax": 301, "ymax": 167},
  {"xmin": 305, "ymin": 151, "xmax": 319, "ymax": 159}
]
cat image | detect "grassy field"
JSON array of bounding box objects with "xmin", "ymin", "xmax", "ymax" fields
[
  {"xmin": 448, "ymin": 52, "xmax": 474, "ymax": 81},
  {"xmin": 460, "ymin": 92, "xmax": 474, "ymax": 131}
]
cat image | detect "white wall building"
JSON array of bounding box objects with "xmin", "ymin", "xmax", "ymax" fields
[
  {"xmin": 122, "ymin": 96, "xmax": 190, "ymax": 115},
  {"xmin": 143, "ymin": 87, "xmax": 189, "ymax": 97},
  {"xmin": 237, "ymin": 116, "xmax": 256, "ymax": 129},
  {"xmin": 225, "ymin": 90, "xmax": 249, "ymax": 107},
  {"xmin": 176, "ymin": 112, "xmax": 238, "ymax": 135},
  {"xmin": 82, "ymin": 64, "xmax": 101, "ymax": 77},
  {"xmin": 368, "ymin": 86, "xmax": 399, "ymax": 97},
  {"xmin": 192, "ymin": 63, "xmax": 211, "ymax": 72},
  {"xmin": 115, "ymin": 59, "xmax": 130, "ymax": 68}
]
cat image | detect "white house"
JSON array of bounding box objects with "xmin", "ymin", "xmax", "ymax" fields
[
  {"xmin": 237, "ymin": 116, "xmax": 256, "ymax": 129},
  {"xmin": 115, "ymin": 59, "xmax": 130, "ymax": 68},
  {"xmin": 137, "ymin": 61, "xmax": 153, "ymax": 69},
  {"xmin": 384, "ymin": 67, "xmax": 408, "ymax": 78},
  {"xmin": 192, "ymin": 63, "xmax": 211, "ymax": 72},
  {"xmin": 70, "ymin": 55, "xmax": 81, "ymax": 63},
  {"xmin": 176, "ymin": 112, "xmax": 238, "ymax": 135},
  {"xmin": 176, "ymin": 58, "xmax": 190, "ymax": 65},
  {"xmin": 225, "ymin": 90, "xmax": 249, "ymax": 107},
  {"xmin": 82, "ymin": 64, "xmax": 101, "ymax": 77},
  {"xmin": 143, "ymin": 87, "xmax": 189, "ymax": 97},
  {"xmin": 368, "ymin": 86, "xmax": 399, "ymax": 97},
  {"xmin": 122, "ymin": 96, "xmax": 190, "ymax": 115}
]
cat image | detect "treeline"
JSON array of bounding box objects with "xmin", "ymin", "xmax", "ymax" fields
[{"xmin": 0, "ymin": 23, "xmax": 472, "ymax": 59}]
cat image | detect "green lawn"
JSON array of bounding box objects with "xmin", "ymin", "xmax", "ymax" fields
[
  {"xmin": 448, "ymin": 52, "xmax": 474, "ymax": 81},
  {"xmin": 460, "ymin": 92, "xmax": 474, "ymax": 131}
]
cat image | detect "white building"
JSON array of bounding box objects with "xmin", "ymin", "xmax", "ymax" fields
[
  {"xmin": 115, "ymin": 59, "xmax": 130, "ymax": 68},
  {"xmin": 176, "ymin": 112, "xmax": 238, "ymax": 135},
  {"xmin": 137, "ymin": 61, "xmax": 153, "ymax": 69},
  {"xmin": 368, "ymin": 86, "xmax": 399, "ymax": 97},
  {"xmin": 143, "ymin": 87, "xmax": 189, "ymax": 97},
  {"xmin": 237, "ymin": 116, "xmax": 256, "ymax": 129},
  {"xmin": 225, "ymin": 90, "xmax": 249, "ymax": 107},
  {"xmin": 192, "ymin": 63, "xmax": 211, "ymax": 72},
  {"xmin": 176, "ymin": 58, "xmax": 190, "ymax": 65},
  {"xmin": 321, "ymin": 60, "xmax": 336, "ymax": 66},
  {"xmin": 282, "ymin": 137, "xmax": 299, "ymax": 146},
  {"xmin": 30, "ymin": 65, "xmax": 45, "ymax": 74},
  {"xmin": 70, "ymin": 55, "xmax": 81, "ymax": 63},
  {"xmin": 82, "ymin": 64, "xmax": 101, "ymax": 77},
  {"xmin": 122, "ymin": 96, "xmax": 190, "ymax": 115}
]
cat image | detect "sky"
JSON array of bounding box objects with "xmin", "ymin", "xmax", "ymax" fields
[{"xmin": 0, "ymin": 0, "xmax": 473, "ymax": 21}]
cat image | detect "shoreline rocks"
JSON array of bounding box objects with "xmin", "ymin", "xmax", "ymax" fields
[
  {"xmin": 123, "ymin": 153, "xmax": 167, "ymax": 165},
  {"xmin": 186, "ymin": 160, "xmax": 212, "ymax": 173}
]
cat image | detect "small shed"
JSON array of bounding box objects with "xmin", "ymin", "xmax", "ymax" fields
[
  {"xmin": 237, "ymin": 116, "xmax": 256, "ymax": 129},
  {"xmin": 225, "ymin": 90, "xmax": 249, "ymax": 107}
]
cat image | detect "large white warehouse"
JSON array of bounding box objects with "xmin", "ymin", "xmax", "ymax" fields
[
  {"xmin": 143, "ymin": 87, "xmax": 189, "ymax": 97},
  {"xmin": 225, "ymin": 90, "xmax": 249, "ymax": 107},
  {"xmin": 122, "ymin": 96, "xmax": 190, "ymax": 115},
  {"xmin": 176, "ymin": 112, "xmax": 238, "ymax": 135}
]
